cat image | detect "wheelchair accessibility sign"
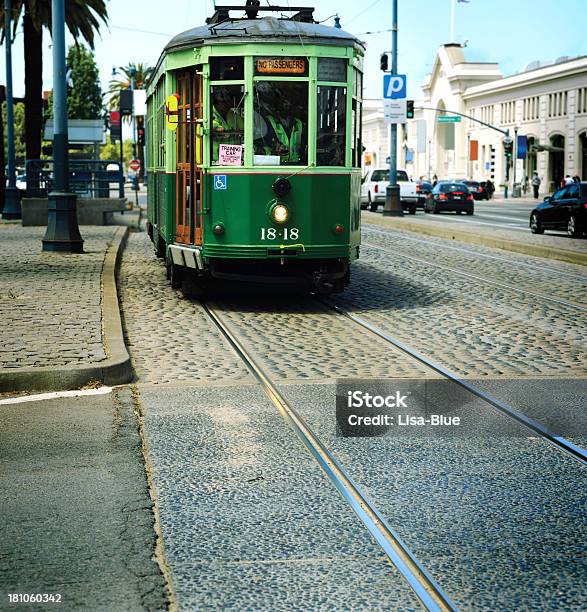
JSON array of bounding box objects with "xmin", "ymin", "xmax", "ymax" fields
[{"xmin": 214, "ymin": 175, "xmax": 227, "ymax": 190}]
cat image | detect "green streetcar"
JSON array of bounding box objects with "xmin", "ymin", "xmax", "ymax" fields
[{"xmin": 146, "ymin": 4, "xmax": 364, "ymax": 294}]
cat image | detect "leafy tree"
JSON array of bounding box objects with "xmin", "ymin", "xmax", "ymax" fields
[
  {"xmin": 2, "ymin": 101, "xmax": 25, "ymax": 163},
  {"xmin": 0, "ymin": 0, "xmax": 108, "ymax": 161},
  {"xmin": 47, "ymin": 44, "xmax": 103, "ymax": 119},
  {"xmin": 100, "ymin": 137, "xmax": 133, "ymax": 167}
]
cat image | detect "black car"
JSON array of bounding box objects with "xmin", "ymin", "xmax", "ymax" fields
[
  {"xmin": 424, "ymin": 182, "xmax": 474, "ymax": 215},
  {"xmin": 530, "ymin": 182, "xmax": 587, "ymax": 237},
  {"xmin": 462, "ymin": 180, "xmax": 488, "ymax": 200}
]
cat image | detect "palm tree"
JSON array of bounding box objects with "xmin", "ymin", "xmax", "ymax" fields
[
  {"xmin": 107, "ymin": 63, "xmax": 154, "ymax": 180},
  {"xmin": 0, "ymin": 0, "xmax": 108, "ymax": 162},
  {"xmin": 106, "ymin": 62, "xmax": 154, "ymax": 110}
]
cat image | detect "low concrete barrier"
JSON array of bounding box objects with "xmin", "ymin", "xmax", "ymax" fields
[{"xmin": 21, "ymin": 197, "xmax": 127, "ymax": 226}]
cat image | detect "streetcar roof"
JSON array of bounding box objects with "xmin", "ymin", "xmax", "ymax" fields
[{"xmin": 164, "ymin": 16, "xmax": 364, "ymax": 54}]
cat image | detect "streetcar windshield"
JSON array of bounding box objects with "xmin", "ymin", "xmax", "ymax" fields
[
  {"xmin": 253, "ymin": 82, "xmax": 308, "ymax": 166},
  {"xmin": 211, "ymin": 85, "xmax": 245, "ymax": 165}
]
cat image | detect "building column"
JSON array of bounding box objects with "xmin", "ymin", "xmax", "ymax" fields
[{"xmin": 567, "ymin": 89, "xmax": 576, "ymax": 176}]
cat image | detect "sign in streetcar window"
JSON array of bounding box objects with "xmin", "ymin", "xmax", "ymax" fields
[
  {"xmin": 218, "ymin": 144, "xmax": 243, "ymax": 166},
  {"xmin": 255, "ymin": 57, "xmax": 307, "ymax": 76}
]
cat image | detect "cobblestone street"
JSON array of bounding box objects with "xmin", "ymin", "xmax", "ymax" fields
[{"xmin": 334, "ymin": 225, "xmax": 587, "ymax": 378}]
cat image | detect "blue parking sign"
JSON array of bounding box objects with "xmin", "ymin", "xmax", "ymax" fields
[
  {"xmin": 214, "ymin": 175, "xmax": 227, "ymax": 190},
  {"xmin": 383, "ymin": 74, "xmax": 407, "ymax": 99}
]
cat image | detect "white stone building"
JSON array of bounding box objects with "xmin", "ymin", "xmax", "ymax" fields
[{"xmin": 362, "ymin": 45, "xmax": 587, "ymax": 195}]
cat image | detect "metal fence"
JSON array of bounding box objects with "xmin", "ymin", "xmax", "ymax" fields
[{"xmin": 24, "ymin": 159, "xmax": 124, "ymax": 199}]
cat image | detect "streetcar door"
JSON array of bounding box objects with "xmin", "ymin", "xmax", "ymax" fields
[{"xmin": 175, "ymin": 70, "xmax": 203, "ymax": 245}]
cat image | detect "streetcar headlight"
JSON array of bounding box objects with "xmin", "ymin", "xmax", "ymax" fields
[{"xmin": 271, "ymin": 203, "xmax": 289, "ymax": 224}]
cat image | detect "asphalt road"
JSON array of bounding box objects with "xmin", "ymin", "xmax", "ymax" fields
[
  {"xmin": 412, "ymin": 198, "xmax": 543, "ymax": 233},
  {"xmin": 0, "ymin": 387, "xmax": 167, "ymax": 610}
]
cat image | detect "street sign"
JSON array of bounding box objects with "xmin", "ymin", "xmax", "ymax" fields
[
  {"xmin": 129, "ymin": 159, "xmax": 140, "ymax": 172},
  {"xmin": 384, "ymin": 99, "xmax": 407, "ymax": 124},
  {"xmin": 383, "ymin": 74, "xmax": 407, "ymax": 99},
  {"xmin": 438, "ymin": 115, "xmax": 461, "ymax": 123}
]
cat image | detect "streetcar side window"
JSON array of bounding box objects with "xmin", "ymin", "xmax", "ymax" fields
[
  {"xmin": 316, "ymin": 86, "xmax": 346, "ymax": 166},
  {"xmin": 210, "ymin": 85, "xmax": 245, "ymax": 165},
  {"xmin": 253, "ymin": 81, "xmax": 308, "ymax": 166}
]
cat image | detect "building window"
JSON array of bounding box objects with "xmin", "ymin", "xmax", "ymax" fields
[
  {"xmin": 500, "ymin": 101, "xmax": 516, "ymax": 125},
  {"xmin": 480, "ymin": 104, "xmax": 494, "ymax": 125},
  {"xmin": 522, "ymin": 96, "xmax": 540, "ymax": 121},
  {"xmin": 548, "ymin": 91, "xmax": 568, "ymax": 118},
  {"xmin": 578, "ymin": 87, "xmax": 587, "ymax": 115}
]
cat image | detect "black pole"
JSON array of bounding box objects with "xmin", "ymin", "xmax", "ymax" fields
[
  {"xmin": 2, "ymin": 0, "xmax": 22, "ymax": 219},
  {"xmin": 42, "ymin": 0, "xmax": 83, "ymax": 252}
]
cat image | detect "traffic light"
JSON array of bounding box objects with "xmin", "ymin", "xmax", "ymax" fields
[
  {"xmin": 503, "ymin": 137, "xmax": 513, "ymax": 158},
  {"xmin": 137, "ymin": 126, "xmax": 145, "ymax": 146},
  {"xmin": 406, "ymin": 100, "xmax": 414, "ymax": 119},
  {"xmin": 380, "ymin": 53, "xmax": 389, "ymax": 71}
]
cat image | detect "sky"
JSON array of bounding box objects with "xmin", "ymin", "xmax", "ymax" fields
[{"xmin": 1, "ymin": 0, "xmax": 586, "ymax": 102}]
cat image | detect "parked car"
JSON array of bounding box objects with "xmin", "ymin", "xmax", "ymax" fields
[
  {"xmin": 360, "ymin": 168, "xmax": 419, "ymax": 214},
  {"xmin": 416, "ymin": 180, "xmax": 433, "ymax": 206},
  {"xmin": 529, "ymin": 182, "xmax": 587, "ymax": 237},
  {"xmin": 15, "ymin": 175, "xmax": 27, "ymax": 191},
  {"xmin": 461, "ymin": 180, "xmax": 488, "ymax": 200},
  {"xmin": 424, "ymin": 182, "xmax": 474, "ymax": 215}
]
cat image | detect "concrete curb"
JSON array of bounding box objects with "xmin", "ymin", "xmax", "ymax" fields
[
  {"xmin": 365, "ymin": 216, "xmax": 587, "ymax": 267},
  {"xmin": 0, "ymin": 226, "xmax": 134, "ymax": 392}
]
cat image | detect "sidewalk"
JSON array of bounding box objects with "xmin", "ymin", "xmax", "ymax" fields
[{"xmin": 0, "ymin": 223, "xmax": 132, "ymax": 392}]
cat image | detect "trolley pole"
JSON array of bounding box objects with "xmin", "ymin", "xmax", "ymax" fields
[
  {"xmin": 383, "ymin": 0, "xmax": 403, "ymax": 217},
  {"xmin": 42, "ymin": 0, "xmax": 84, "ymax": 252},
  {"xmin": 2, "ymin": 0, "xmax": 22, "ymax": 219}
]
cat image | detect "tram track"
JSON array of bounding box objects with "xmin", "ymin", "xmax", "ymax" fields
[
  {"xmin": 201, "ymin": 301, "xmax": 457, "ymax": 612},
  {"xmin": 322, "ymin": 301, "xmax": 587, "ymax": 467},
  {"xmin": 363, "ymin": 224, "xmax": 587, "ymax": 283},
  {"xmin": 362, "ymin": 240, "xmax": 586, "ymax": 311}
]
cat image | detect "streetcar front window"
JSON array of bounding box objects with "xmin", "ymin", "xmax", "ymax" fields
[
  {"xmin": 317, "ymin": 86, "xmax": 346, "ymax": 166},
  {"xmin": 253, "ymin": 82, "xmax": 308, "ymax": 166},
  {"xmin": 210, "ymin": 85, "xmax": 245, "ymax": 165}
]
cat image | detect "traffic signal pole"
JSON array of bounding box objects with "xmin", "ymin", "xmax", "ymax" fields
[{"xmin": 383, "ymin": 0, "xmax": 403, "ymax": 217}]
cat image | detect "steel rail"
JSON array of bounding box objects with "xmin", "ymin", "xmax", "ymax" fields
[
  {"xmin": 202, "ymin": 301, "xmax": 458, "ymax": 612},
  {"xmin": 326, "ymin": 302, "xmax": 587, "ymax": 467},
  {"xmin": 363, "ymin": 241, "xmax": 586, "ymax": 312},
  {"xmin": 363, "ymin": 224, "xmax": 587, "ymax": 282}
]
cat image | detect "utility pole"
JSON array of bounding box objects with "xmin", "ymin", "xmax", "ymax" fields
[
  {"xmin": 2, "ymin": 0, "xmax": 22, "ymax": 219},
  {"xmin": 129, "ymin": 67, "xmax": 139, "ymax": 211},
  {"xmin": 383, "ymin": 0, "xmax": 403, "ymax": 217},
  {"xmin": 42, "ymin": 0, "xmax": 83, "ymax": 252}
]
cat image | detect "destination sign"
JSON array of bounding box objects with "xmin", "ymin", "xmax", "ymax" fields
[{"xmin": 255, "ymin": 57, "xmax": 307, "ymax": 76}]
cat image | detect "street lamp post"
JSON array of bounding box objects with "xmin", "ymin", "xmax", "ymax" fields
[
  {"xmin": 42, "ymin": 0, "xmax": 84, "ymax": 252},
  {"xmin": 383, "ymin": 0, "xmax": 403, "ymax": 217},
  {"xmin": 2, "ymin": 0, "xmax": 22, "ymax": 219},
  {"xmin": 512, "ymin": 126, "xmax": 518, "ymax": 197}
]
